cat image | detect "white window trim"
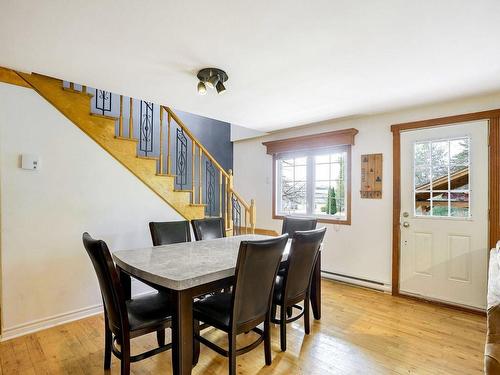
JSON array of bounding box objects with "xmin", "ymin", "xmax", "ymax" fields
[{"xmin": 274, "ymin": 145, "xmax": 351, "ymax": 225}]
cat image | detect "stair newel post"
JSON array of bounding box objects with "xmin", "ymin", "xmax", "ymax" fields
[
  {"xmin": 227, "ymin": 170, "xmax": 234, "ymax": 235},
  {"xmin": 191, "ymin": 141, "xmax": 195, "ymax": 203},
  {"xmin": 159, "ymin": 106, "xmax": 164, "ymax": 174},
  {"xmin": 250, "ymin": 199, "xmax": 256, "ymax": 234},
  {"xmin": 199, "ymin": 148, "xmax": 203, "ymax": 204},
  {"xmin": 167, "ymin": 110, "xmax": 172, "ymax": 175},
  {"xmin": 128, "ymin": 97, "xmax": 134, "ymax": 139},
  {"xmin": 119, "ymin": 95, "xmax": 124, "ymax": 137}
]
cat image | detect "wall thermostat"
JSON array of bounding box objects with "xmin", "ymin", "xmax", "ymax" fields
[{"xmin": 21, "ymin": 154, "xmax": 41, "ymax": 170}]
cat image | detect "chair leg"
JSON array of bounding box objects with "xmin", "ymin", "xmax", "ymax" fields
[
  {"xmin": 193, "ymin": 319, "xmax": 200, "ymax": 366},
  {"xmin": 271, "ymin": 304, "xmax": 277, "ymax": 322},
  {"xmin": 228, "ymin": 333, "xmax": 237, "ymax": 375},
  {"xmin": 104, "ymin": 317, "xmax": 112, "ymax": 370},
  {"xmin": 156, "ymin": 329, "xmax": 165, "ymax": 346},
  {"xmin": 304, "ymin": 296, "xmax": 310, "ymax": 335},
  {"xmin": 286, "ymin": 306, "xmax": 293, "ymax": 318},
  {"xmin": 280, "ymin": 306, "xmax": 287, "ymax": 352},
  {"xmin": 264, "ymin": 319, "xmax": 272, "ymax": 366},
  {"xmin": 120, "ymin": 337, "xmax": 131, "ymax": 375}
]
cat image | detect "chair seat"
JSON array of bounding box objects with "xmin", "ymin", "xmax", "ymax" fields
[
  {"xmin": 126, "ymin": 292, "xmax": 172, "ymax": 332},
  {"xmin": 193, "ymin": 292, "xmax": 232, "ymax": 330}
]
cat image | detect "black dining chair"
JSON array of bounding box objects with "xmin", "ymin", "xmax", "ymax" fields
[
  {"xmin": 281, "ymin": 216, "xmax": 318, "ymax": 237},
  {"xmin": 149, "ymin": 220, "xmax": 191, "ymax": 246},
  {"xmin": 271, "ymin": 227, "xmax": 326, "ymax": 352},
  {"xmin": 82, "ymin": 233, "xmax": 172, "ymax": 375},
  {"xmin": 192, "ymin": 234, "xmax": 289, "ymax": 375},
  {"xmin": 279, "ymin": 216, "xmax": 318, "ymax": 281},
  {"xmin": 192, "ymin": 217, "xmax": 225, "ymax": 241}
]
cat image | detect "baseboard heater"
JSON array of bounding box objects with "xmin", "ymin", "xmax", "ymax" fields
[{"xmin": 321, "ymin": 270, "xmax": 389, "ymax": 291}]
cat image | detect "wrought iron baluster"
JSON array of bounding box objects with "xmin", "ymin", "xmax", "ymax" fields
[
  {"xmin": 175, "ymin": 128, "xmax": 188, "ymax": 188},
  {"xmin": 205, "ymin": 161, "xmax": 216, "ymax": 216},
  {"xmin": 95, "ymin": 89, "xmax": 112, "ymax": 115},
  {"xmin": 232, "ymin": 194, "xmax": 242, "ymax": 236},
  {"xmin": 139, "ymin": 101, "xmax": 154, "ymax": 156}
]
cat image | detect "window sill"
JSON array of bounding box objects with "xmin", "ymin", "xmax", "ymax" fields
[{"xmin": 273, "ymin": 214, "xmax": 351, "ymax": 226}]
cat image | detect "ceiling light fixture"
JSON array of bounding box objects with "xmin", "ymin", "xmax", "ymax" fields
[
  {"xmin": 197, "ymin": 68, "xmax": 228, "ymax": 95},
  {"xmin": 215, "ymin": 80, "xmax": 226, "ymax": 94},
  {"xmin": 197, "ymin": 81, "xmax": 207, "ymax": 95}
]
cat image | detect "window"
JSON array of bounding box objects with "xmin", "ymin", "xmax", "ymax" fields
[
  {"xmin": 275, "ymin": 146, "xmax": 350, "ymax": 223},
  {"xmin": 414, "ymin": 136, "xmax": 470, "ymax": 218},
  {"xmin": 263, "ymin": 128, "xmax": 357, "ymax": 225}
]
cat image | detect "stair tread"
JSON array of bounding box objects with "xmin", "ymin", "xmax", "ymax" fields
[
  {"xmin": 62, "ymin": 87, "xmax": 93, "ymax": 97},
  {"xmin": 115, "ymin": 136, "xmax": 139, "ymax": 142},
  {"xmin": 137, "ymin": 155, "xmax": 158, "ymax": 161},
  {"xmin": 90, "ymin": 112, "xmax": 118, "ymax": 121}
]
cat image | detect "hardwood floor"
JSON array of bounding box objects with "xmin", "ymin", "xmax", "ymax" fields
[{"xmin": 0, "ymin": 280, "xmax": 486, "ymax": 374}]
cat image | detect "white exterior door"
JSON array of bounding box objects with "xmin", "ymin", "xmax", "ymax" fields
[{"xmin": 400, "ymin": 120, "xmax": 489, "ymax": 309}]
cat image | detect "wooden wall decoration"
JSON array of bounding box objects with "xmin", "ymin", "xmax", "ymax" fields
[{"xmin": 360, "ymin": 153, "xmax": 383, "ymax": 199}]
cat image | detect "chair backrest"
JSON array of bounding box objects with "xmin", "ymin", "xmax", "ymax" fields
[
  {"xmin": 82, "ymin": 232, "xmax": 127, "ymax": 334},
  {"xmin": 149, "ymin": 220, "xmax": 191, "ymax": 246},
  {"xmin": 281, "ymin": 216, "xmax": 317, "ymax": 237},
  {"xmin": 191, "ymin": 217, "xmax": 225, "ymax": 241},
  {"xmin": 282, "ymin": 227, "xmax": 326, "ymax": 301},
  {"xmin": 231, "ymin": 234, "xmax": 289, "ymax": 328}
]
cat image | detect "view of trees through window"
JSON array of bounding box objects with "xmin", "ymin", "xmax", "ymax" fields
[
  {"xmin": 276, "ymin": 149, "xmax": 347, "ymax": 220},
  {"xmin": 414, "ymin": 137, "xmax": 470, "ymax": 218}
]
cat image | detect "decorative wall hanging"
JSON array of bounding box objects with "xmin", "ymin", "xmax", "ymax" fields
[{"xmin": 360, "ymin": 153, "xmax": 383, "ymax": 199}]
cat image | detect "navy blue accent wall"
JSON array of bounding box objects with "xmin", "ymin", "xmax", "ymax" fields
[{"xmin": 175, "ymin": 110, "xmax": 233, "ymax": 171}]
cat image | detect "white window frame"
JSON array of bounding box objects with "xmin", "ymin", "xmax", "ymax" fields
[{"xmin": 274, "ymin": 145, "xmax": 351, "ymax": 224}]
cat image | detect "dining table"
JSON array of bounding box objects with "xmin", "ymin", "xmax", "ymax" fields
[{"xmin": 112, "ymin": 234, "xmax": 322, "ymax": 375}]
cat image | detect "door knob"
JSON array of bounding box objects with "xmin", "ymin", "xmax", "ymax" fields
[{"xmin": 402, "ymin": 221, "xmax": 410, "ymax": 228}]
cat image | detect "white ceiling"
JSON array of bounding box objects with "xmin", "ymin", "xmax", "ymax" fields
[{"xmin": 1, "ymin": 1, "xmax": 500, "ymax": 131}]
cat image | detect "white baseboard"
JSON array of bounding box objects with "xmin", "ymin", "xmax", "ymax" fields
[
  {"xmin": 0, "ymin": 304, "xmax": 103, "ymax": 342},
  {"xmin": 0, "ymin": 290, "xmax": 156, "ymax": 342},
  {"xmin": 322, "ymin": 271, "xmax": 391, "ymax": 292}
]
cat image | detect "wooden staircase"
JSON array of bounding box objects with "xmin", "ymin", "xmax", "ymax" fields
[{"xmin": 7, "ymin": 69, "xmax": 255, "ymax": 229}]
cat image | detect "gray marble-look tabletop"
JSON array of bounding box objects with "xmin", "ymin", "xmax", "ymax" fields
[{"xmin": 112, "ymin": 234, "xmax": 290, "ymax": 291}]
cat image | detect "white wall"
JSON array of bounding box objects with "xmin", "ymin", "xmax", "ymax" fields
[
  {"xmin": 230, "ymin": 123, "xmax": 266, "ymax": 142},
  {"xmin": 233, "ymin": 93, "xmax": 500, "ymax": 287},
  {"xmin": 0, "ymin": 83, "xmax": 183, "ymax": 339}
]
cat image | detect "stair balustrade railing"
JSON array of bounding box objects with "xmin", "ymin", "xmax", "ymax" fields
[{"xmin": 62, "ymin": 81, "xmax": 256, "ymax": 235}]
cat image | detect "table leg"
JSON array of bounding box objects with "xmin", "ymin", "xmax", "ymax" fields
[
  {"xmin": 310, "ymin": 252, "xmax": 321, "ymax": 320},
  {"xmin": 119, "ymin": 268, "xmax": 131, "ymax": 300},
  {"xmin": 172, "ymin": 290, "xmax": 193, "ymax": 375}
]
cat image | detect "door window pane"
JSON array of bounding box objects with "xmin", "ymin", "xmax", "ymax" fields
[
  {"xmin": 413, "ymin": 137, "xmax": 470, "ymax": 218},
  {"xmin": 450, "ymin": 138, "xmax": 469, "ymax": 166},
  {"xmin": 415, "ymin": 192, "xmax": 431, "ymax": 216},
  {"xmin": 450, "ymin": 193, "xmax": 469, "ymax": 217}
]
